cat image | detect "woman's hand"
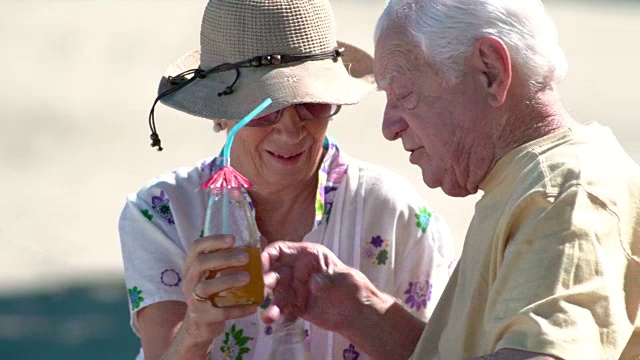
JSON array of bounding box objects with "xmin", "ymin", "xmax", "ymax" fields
[
  {"xmin": 137, "ymin": 235, "xmax": 258, "ymax": 360},
  {"xmin": 180, "ymin": 234, "xmax": 258, "ymax": 341}
]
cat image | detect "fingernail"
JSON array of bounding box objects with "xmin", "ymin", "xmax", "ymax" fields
[{"xmin": 238, "ymin": 272, "xmax": 250, "ymax": 283}]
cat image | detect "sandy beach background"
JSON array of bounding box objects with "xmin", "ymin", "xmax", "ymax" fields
[{"xmin": 1, "ymin": 0, "xmax": 639, "ymax": 357}]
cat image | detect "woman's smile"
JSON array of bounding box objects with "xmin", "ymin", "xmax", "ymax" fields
[{"xmin": 266, "ymin": 149, "xmax": 305, "ymax": 166}]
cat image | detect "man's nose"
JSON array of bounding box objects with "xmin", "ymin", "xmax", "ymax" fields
[{"xmin": 381, "ymin": 103, "xmax": 406, "ymax": 141}]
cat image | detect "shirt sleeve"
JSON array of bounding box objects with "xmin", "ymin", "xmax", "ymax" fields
[
  {"xmin": 357, "ymin": 166, "xmax": 456, "ymax": 323},
  {"xmin": 488, "ymin": 185, "xmax": 633, "ymax": 359},
  {"xmin": 118, "ymin": 187, "xmax": 190, "ymax": 336},
  {"xmin": 393, "ymin": 202, "xmax": 457, "ymax": 322}
]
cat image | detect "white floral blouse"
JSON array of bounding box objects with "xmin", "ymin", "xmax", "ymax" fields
[{"xmin": 119, "ymin": 138, "xmax": 456, "ymax": 359}]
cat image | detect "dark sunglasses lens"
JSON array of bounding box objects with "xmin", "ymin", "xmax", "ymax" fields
[
  {"xmin": 249, "ymin": 110, "xmax": 280, "ymax": 127},
  {"xmin": 301, "ymin": 103, "xmax": 341, "ymax": 119}
]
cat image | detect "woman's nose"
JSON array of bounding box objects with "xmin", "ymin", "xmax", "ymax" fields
[{"xmin": 274, "ymin": 106, "xmax": 305, "ymax": 141}]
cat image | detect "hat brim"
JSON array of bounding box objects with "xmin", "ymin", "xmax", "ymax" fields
[{"xmin": 157, "ymin": 41, "xmax": 375, "ymax": 121}]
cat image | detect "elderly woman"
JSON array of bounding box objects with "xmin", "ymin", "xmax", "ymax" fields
[{"xmin": 118, "ymin": 0, "xmax": 455, "ymax": 359}]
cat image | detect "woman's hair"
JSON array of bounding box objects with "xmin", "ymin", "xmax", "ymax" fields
[{"xmin": 375, "ymin": 0, "xmax": 568, "ymax": 90}]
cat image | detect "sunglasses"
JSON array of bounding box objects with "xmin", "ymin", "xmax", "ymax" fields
[{"xmin": 245, "ymin": 103, "xmax": 341, "ymax": 127}]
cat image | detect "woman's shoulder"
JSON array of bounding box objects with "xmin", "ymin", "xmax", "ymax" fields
[
  {"xmin": 347, "ymin": 157, "xmax": 420, "ymax": 190},
  {"xmin": 130, "ymin": 156, "xmax": 216, "ymax": 200},
  {"xmin": 344, "ymin": 157, "xmax": 426, "ymax": 205}
]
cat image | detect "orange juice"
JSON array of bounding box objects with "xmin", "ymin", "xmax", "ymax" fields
[{"xmin": 207, "ymin": 246, "xmax": 264, "ymax": 307}]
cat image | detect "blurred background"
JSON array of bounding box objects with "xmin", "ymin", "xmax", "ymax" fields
[{"xmin": 1, "ymin": 0, "xmax": 639, "ymax": 358}]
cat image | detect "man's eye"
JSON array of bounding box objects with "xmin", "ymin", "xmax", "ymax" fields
[
  {"xmin": 397, "ymin": 91, "xmax": 412, "ymax": 101},
  {"xmin": 397, "ymin": 91, "xmax": 418, "ymax": 109}
]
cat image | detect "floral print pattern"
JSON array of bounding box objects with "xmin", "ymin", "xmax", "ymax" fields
[
  {"xmin": 151, "ymin": 190, "xmax": 175, "ymax": 225},
  {"xmin": 315, "ymin": 192, "xmax": 325, "ymax": 217},
  {"xmin": 304, "ymin": 328, "xmax": 311, "ymax": 352},
  {"xmin": 198, "ymin": 138, "xmax": 346, "ymax": 233},
  {"xmin": 343, "ymin": 344, "xmax": 360, "ymax": 360},
  {"xmin": 141, "ymin": 209, "xmax": 153, "ymax": 221},
  {"xmin": 160, "ymin": 269, "xmax": 181, "ymax": 287},
  {"xmin": 364, "ymin": 235, "xmax": 390, "ymax": 265},
  {"xmin": 404, "ymin": 279, "xmax": 432, "ymax": 311},
  {"xmin": 128, "ymin": 286, "xmax": 144, "ymax": 310},
  {"xmin": 124, "ymin": 137, "xmax": 449, "ymax": 359},
  {"xmin": 220, "ymin": 324, "xmax": 252, "ymax": 359},
  {"xmin": 415, "ymin": 207, "xmax": 432, "ymax": 233},
  {"xmin": 259, "ymin": 295, "xmax": 273, "ymax": 335},
  {"xmin": 314, "ymin": 138, "xmax": 347, "ymax": 227}
]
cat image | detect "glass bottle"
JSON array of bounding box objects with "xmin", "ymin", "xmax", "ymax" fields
[
  {"xmin": 269, "ymin": 317, "xmax": 310, "ymax": 360},
  {"xmin": 203, "ymin": 186, "xmax": 264, "ymax": 307}
]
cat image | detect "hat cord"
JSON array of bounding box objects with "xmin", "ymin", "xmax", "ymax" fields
[{"xmin": 148, "ymin": 47, "xmax": 344, "ymax": 151}]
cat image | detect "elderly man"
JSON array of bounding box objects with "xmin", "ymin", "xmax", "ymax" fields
[{"xmin": 262, "ymin": 0, "xmax": 640, "ymax": 359}]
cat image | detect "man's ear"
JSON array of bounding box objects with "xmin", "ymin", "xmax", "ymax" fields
[{"xmin": 471, "ymin": 36, "xmax": 512, "ymax": 107}]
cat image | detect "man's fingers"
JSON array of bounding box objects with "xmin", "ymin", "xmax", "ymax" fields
[
  {"xmin": 263, "ymin": 241, "xmax": 322, "ymax": 269},
  {"xmin": 263, "ymin": 271, "xmax": 280, "ymax": 290}
]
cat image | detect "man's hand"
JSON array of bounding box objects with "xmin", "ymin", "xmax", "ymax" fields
[
  {"xmin": 261, "ymin": 241, "xmax": 424, "ymax": 360},
  {"xmin": 261, "ymin": 241, "xmax": 374, "ymax": 332}
]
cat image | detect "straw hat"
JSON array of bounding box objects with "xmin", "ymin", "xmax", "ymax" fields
[{"xmin": 150, "ymin": 0, "xmax": 375, "ymax": 148}]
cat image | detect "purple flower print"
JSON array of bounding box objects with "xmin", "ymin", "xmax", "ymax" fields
[
  {"xmin": 200, "ymin": 157, "xmax": 222, "ymax": 176},
  {"xmin": 160, "ymin": 269, "xmax": 181, "ymax": 287},
  {"xmin": 363, "ymin": 237, "xmax": 389, "ymax": 266},
  {"xmin": 151, "ymin": 190, "xmax": 175, "ymax": 225},
  {"xmin": 363, "ymin": 245, "xmax": 376, "ymax": 260},
  {"xmin": 343, "ymin": 344, "xmax": 360, "ymax": 360},
  {"xmin": 404, "ymin": 280, "xmax": 433, "ymax": 311},
  {"xmin": 370, "ymin": 235, "xmax": 384, "ymax": 248}
]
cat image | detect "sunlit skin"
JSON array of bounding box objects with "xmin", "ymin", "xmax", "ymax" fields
[
  {"xmin": 137, "ymin": 107, "xmax": 332, "ymax": 358},
  {"xmin": 229, "ymin": 106, "xmax": 329, "ymax": 191},
  {"xmin": 374, "ymin": 27, "xmax": 502, "ymax": 197},
  {"xmin": 374, "ymin": 25, "xmax": 574, "ymax": 198},
  {"xmin": 227, "ymin": 106, "xmax": 330, "ymax": 242}
]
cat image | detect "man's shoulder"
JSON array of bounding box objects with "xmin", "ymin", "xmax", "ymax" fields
[{"xmin": 528, "ymin": 125, "xmax": 640, "ymax": 201}]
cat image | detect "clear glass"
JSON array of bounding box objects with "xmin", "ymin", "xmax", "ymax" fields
[
  {"xmin": 203, "ymin": 186, "xmax": 264, "ymax": 307},
  {"xmin": 269, "ymin": 318, "xmax": 310, "ymax": 360}
]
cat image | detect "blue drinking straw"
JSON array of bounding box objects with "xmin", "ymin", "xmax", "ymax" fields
[
  {"xmin": 222, "ymin": 97, "xmax": 273, "ymax": 167},
  {"xmin": 219, "ymin": 97, "xmax": 272, "ymax": 234}
]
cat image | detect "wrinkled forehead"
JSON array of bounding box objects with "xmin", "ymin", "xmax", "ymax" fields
[{"xmin": 373, "ymin": 28, "xmax": 419, "ymax": 88}]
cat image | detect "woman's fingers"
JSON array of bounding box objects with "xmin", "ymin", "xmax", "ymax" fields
[
  {"xmin": 183, "ymin": 238, "xmax": 248, "ymax": 299},
  {"xmin": 191, "ymin": 234, "xmax": 236, "ymax": 255},
  {"xmin": 194, "ymin": 249, "xmax": 249, "ymax": 275},
  {"xmin": 192, "ymin": 269, "xmax": 250, "ymax": 300}
]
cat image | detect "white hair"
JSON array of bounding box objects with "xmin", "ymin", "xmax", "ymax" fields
[{"xmin": 375, "ymin": 0, "xmax": 568, "ymax": 90}]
